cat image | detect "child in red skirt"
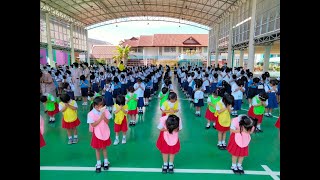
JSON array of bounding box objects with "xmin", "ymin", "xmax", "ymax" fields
[
  {"xmin": 125, "ymin": 86, "xmax": 138, "ymax": 126},
  {"xmin": 40, "ymin": 115, "xmax": 46, "ymax": 148},
  {"xmin": 87, "ymin": 96, "xmax": 112, "ymax": 173},
  {"xmin": 227, "ymin": 115, "xmax": 257, "ymax": 174},
  {"xmin": 204, "ymin": 89, "xmax": 221, "ymax": 129},
  {"xmin": 156, "ymin": 114, "xmax": 182, "ymax": 174},
  {"xmin": 275, "ymin": 116, "xmax": 280, "ymax": 139},
  {"xmin": 247, "ymin": 92, "xmax": 269, "ymax": 132},
  {"xmin": 113, "ymin": 95, "xmax": 128, "ymax": 145},
  {"xmin": 40, "ymin": 93, "xmax": 59, "ymax": 123},
  {"xmin": 59, "ymin": 94, "xmax": 81, "ymax": 144},
  {"xmin": 214, "ymin": 93, "xmax": 234, "ymax": 150}
]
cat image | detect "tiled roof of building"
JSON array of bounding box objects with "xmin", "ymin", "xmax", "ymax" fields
[
  {"xmin": 91, "ymin": 45, "xmax": 117, "ymax": 59},
  {"xmin": 121, "ymin": 34, "xmax": 208, "ymax": 47}
]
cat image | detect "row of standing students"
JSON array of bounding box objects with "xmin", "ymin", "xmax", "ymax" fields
[{"xmin": 40, "ymin": 66, "xmax": 280, "ymax": 175}]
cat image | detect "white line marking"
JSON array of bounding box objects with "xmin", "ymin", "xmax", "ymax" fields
[
  {"xmin": 40, "ymin": 166, "xmax": 280, "ymax": 176},
  {"xmin": 261, "ymin": 165, "xmax": 280, "ymax": 179}
]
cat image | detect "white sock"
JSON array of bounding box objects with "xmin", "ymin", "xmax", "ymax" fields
[
  {"xmin": 232, "ymin": 163, "xmax": 237, "ymax": 167},
  {"xmin": 206, "ymin": 123, "xmax": 210, "ymax": 127},
  {"xmin": 104, "ymin": 159, "xmax": 108, "ymax": 163},
  {"xmin": 222, "ymin": 140, "xmax": 226, "ymax": 145},
  {"xmin": 123, "ymin": 135, "xmax": 126, "ymax": 139},
  {"xmin": 115, "ymin": 136, "xmax": 119, "ymax": 140},
  {"xmin": 74, "ymin": 135, "xmax": 78, "ymax": 138},
  {"xmin": 169, "ymin": 162, "xmax": 173, "ymax": 166},
  {"xmin": 68, "ymin": 136, "xmax": 72, "ymax": 139},
  {"xmin": 218, "ymin": 141, "xmax": 222, "ymax": 145},
  {"xmin": 257, "ymin": 124, "xmax": 261, "ymax": 129},
  {"xmin": 97, "ymin": 160, "xmax": 101, "ymax": 166}
]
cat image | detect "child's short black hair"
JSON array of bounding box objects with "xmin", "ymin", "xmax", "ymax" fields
[
  {"xmin": 90, "ymin": 74, "xmax": 95, "ymax": 80},
  {"xmin": 90, "ymin": 96, "xmax": 105, "ymax": 111},
  {"xmin": 258, "ymin": 92, "xmax": 269, "ymax": 101},
  {"xmin": 60, "ymin": 94, "xmax": 71, "ymax": 103},
  {"xmin": 116, "ymin": 95, "xmax": 126, "ymax": 106},
  {"xmin": 166, "ymin": 115, "xmax": 180, "ymax": 134},
  {"xmin": 239, "ymin": 115, "xmax": 258, "ymax": 133},
  {"xmin": 128, "ymin": 86, "xmax": 134, "ymax": 93},
  {"xmin": 40, "ymin": 95, "xmax": 47, "ymax": 103},
  {"xmin": 222, "ymin": 93, "xmax": 234, "ymax": 107},
  {"xmin": 168, "ymin": 92, "xmax": 177, "ymax": 100},
  {"xmin": 162, "ymin": 87, "xmax": 169, "ymax": 94},
  {"xmin": 80, "ymin": 75, "xmax": 85, "ymax": 81}
]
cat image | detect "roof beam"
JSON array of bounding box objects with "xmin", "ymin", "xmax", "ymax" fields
[
  {"xmin": 211, "ymin": 0, "xmax": 247, "ymax": 26},
  {"xmin": 83, "ymin": 11, "xmax": 214, "ymax": 26},
  {"xmin": 40, "ymin": 1, "xmax": 86, "ymax": 27},
  {"xmin": 97, "ymin": 0, "xmax": 118, "ymax": 19}
]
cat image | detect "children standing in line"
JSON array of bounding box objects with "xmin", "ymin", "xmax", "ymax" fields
[
  {"xmin": 156, "ymin": 115, "xmax": 182, "ymax": 174},
  {"xmin": 59, "ymin": 94, "xmax": 81, "ymax": 144},
  {"xmin": 204, "ymin": 89, "xmax": 221, "ymax": 129},
  {"xmin": 40, "ymin": 115, "xmax": 46, "ymax": 148},
  {"xmin": 40, "ymin": 93, "xmax": 59, "ymax": 123},
  {"xmin": 160, "ymin": 92, "xmax": 180, "ymax": 117},
  {"xmin": 125, "ymin": 86, "xmax": 138, "ymax": 126},
  {"xmin": 227, "ymin": 115, "xmax": 257, "ymax": 174},
  {"xmin": 215, "ymin": 93, "xmax": 234, "ymax": 150},
  {"xmin": 248, "ymin": 92, "xmax": 269, "ymax": 132},
  {"xmin": 113, "ymin": 95, "xmax": 128, "ymax": 145},
  {"xmin": 134, "ymin": 78, "xmax": 145, "ymax": 114},
  {"xmin": 87, "ymin": 96, "xmax": 112, "ymax": 173}
]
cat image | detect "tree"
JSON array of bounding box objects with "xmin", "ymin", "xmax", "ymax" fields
[{"xmin": 113, "ymin": 45, "xmax": 131, "ymax": 65}]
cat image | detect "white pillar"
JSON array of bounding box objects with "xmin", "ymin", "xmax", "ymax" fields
[
  {"xmin": 207, "ymin": 29, "xmax": 212, "ymax": 67},
  {"xmin": 263, "ymin": 45, "xmax": 271, "ymax": 72},
  {"xmin": 214, "ymin": 24, "xmax": 220, "ymax": 67},
  {"xmin": 70, "ymin": 23, "xmax": 75, "ymax": 64},
  {"xmin": 247, "ymin": 0, "xmax": 257, "ymax": 72},
  {"xmin": 85, "ymin": 29, "xmax": 90, "ymax": 65},
  {"xmin": 45, "ymin": 13, "xmax": 54, "ymax": 67},
  {"xmin": 239, "ymin": 50, "xmax": 244, "ymax": 67},
  {"xmin": 227, "ymin": 13, "xmax": 234, "ymax": 67}
]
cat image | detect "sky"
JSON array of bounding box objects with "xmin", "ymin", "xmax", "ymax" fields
[{"xmin": 88, "ymin": 21, "xmax": 208, "ymax": 45}]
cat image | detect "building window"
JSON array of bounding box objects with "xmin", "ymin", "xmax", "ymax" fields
[
  {"xmin": 164, "ymin": 47, "xmax": 176, "ymax": 53},
  {"xmin": 137, "ymin": 47, "xmax": 143, "ymax": 53}
]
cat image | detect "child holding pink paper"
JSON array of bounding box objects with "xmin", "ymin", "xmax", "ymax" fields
[
  {"xmin": 227, "ymin": 115, "xmax": 257, "ymax": 174},
  {"xmin": 87, "ymin": 96, "xmax": 112, "ymax": 173}
]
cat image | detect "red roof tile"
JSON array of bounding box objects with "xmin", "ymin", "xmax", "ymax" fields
[
  {"xmin": 138, "ymin": 35, "xmax": 154, "ymax": 46},
  {"xmin": 91, "ymin": 45, "xmax": 117, "ymax": 59},
  {"xmin": 121, "ymin": 34, "xmax": 208, "ymax": 47}
]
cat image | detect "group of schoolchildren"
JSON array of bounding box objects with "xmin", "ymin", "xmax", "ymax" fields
[
  {"xmin": 176, "ymin": 64, "xmax": 280, "ymax": 173},
  {"xmin": 40, "ymin": 62, "xmax": 280, "ymax": 174}
]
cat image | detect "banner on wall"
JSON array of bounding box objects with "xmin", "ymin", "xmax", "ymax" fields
[
  {"xmin": 40, "ymin": 49, "xmax": 47, "ymax": 65},
  {"xmin": 56, "ymin": 50, "xmax": 68, "ymax": 65},
  {"xmin": 79, "ymin": 54, "xmax": 85, "ymax": 62}
]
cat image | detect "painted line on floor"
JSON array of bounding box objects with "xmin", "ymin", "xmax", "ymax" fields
[
  {"xmin": 40, "ymin": 166, "xmax": 280, "ymax": 176},
  {"xmin": 261, "ymin": 165, "xmax": 280, "ymax": 180}
]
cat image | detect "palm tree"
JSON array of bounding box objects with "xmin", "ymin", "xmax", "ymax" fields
[{"xmin": 113, "ymin": 45, "xmax": 131, "ymax": 65}]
